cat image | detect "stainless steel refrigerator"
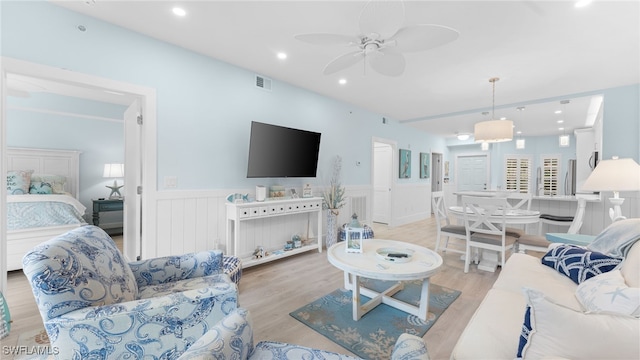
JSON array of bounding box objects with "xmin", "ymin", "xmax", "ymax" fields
[{"xmin": 565, "ymin": 159, "xmax": 577, "ymax": 195}]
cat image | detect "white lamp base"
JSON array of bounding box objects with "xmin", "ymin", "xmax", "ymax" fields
[{"xmin": 608, "ymin": 197, "xmax": 626, "ymax": 222}]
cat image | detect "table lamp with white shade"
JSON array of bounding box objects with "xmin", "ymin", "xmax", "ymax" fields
[
  {"xmin": 581, "ymin": 156, "xmax": 640, "ymax": 222},
  {"xmin": 103, "ymin": 163, "xmax": 124, "ymax": 199}
]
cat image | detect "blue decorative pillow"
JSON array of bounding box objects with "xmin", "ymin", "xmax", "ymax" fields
[
  {"xmin": 541, "ymin": 244, "xmax": 622, "ymax": 284},
  {"xmin": 29, "ymin": 181, "xmax": 53, "ymax": 194},
  {"xmin": 516, "ymin": 306, "xmax": 533, "ymax": 358},
  {"xmin": 7, "ymin": 170, "xmax": 33, "ymax": 195}
]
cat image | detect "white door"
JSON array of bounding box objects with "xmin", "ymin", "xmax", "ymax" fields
[
  {"xmin": 373, "ymin": 142, "xmax": 392, "ymax": 224},
  {"xmin": 123, "ymin": 100, "xmax": 142, "ymax": 261},
  {"xmin": 457, "ymin": 155, "xmax": 489, "ymax": 191}
]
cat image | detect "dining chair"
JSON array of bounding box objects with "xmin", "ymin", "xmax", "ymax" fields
[
  {"xmin": 516, "ymin": 234, "xmax": 551, "ymax": 253},
  {"xmin": 506, "ymin": 192, "xmax": 532, "ymax": 210},
  {"xmin": 505, "ymin": 192, "xmax": 533, "ymax": 238},
  {"xmin": 432, "ymin": 191, "xmax": 467, "ymax": 255},
  {"xmin": 462, "ymin": 196, "xmax": 517, "ymax": 273}
]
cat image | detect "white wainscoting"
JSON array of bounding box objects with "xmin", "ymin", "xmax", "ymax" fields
[
  {"xmin": 391, "ymin": 183, "xmax": 432, "ymax": 227},
  {"xmin": 151, "ymin": 187, "xmax": 373, "ymax": 259},
  {"xmin": 154, "ymin": 190, "xmax": 225, "ymax": 257},
  {"xmin": 148, "ymin": 184, "xmax": 435, "ymax": 259}
]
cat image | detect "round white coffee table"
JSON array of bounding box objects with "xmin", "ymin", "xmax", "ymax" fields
[{"xmin": 327, "ymin": 239, "xmax": 442, "ymax": 321}]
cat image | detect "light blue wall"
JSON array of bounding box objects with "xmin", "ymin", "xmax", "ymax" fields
[{"xmin": 1, "ymin": 1, "xmax": 445, "ymax": 192}]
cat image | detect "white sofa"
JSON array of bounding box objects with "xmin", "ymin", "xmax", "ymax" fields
[{"xmin": 452, "ymin": 219, "xmax": 640, "ymax": 359}]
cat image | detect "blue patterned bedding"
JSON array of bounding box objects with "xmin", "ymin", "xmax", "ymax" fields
[{"xmin": 7, "ymin": 194, "xmax": 86, "ymax": 230}]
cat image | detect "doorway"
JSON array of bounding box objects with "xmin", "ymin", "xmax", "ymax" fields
[
  {"xmin": 372, "ymin": 139, "xmax": 395, "ymax": 224},
  {"xmin": 1, "ymin": 57, "xmax": 156, "ymax": 292}
]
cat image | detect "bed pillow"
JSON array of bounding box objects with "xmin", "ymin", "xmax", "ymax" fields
[
  {"xmin": 517, "ymin": 288, "xmax": 639, "ymax": 359},
  {"xmin": 575, "ymin": 269, "xmax": 640, "ymax": 317},
  {"xmin": 29, "ymin": 181, "xmax": 53, "ymax": 195},
  {"xmin": 541, "ymin": 244, "xmax": 622, "ymax": 284},
  {"xmin": 7, "ymin": 170, "xmax": 33, "ymax": 195},
  {"xmin": 30, "ymin": 174, "xmax": 67, "ymax": 194}
]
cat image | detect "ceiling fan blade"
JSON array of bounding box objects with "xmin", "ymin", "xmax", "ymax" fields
[
  {"xmin": 323, "ymin": 50, "xmax": 365, "ymax": 75},
  {"xmin": 295, "ymin": 33, "xmax": 360, "ymax": 46},
  {"xmin": 359, "ymin": 0, "xmax": 404, "ymax": 40},
  {"xmin": 368, "ymin": 49, "xmax": 406, "ymax": 77},
  {"xmin": 391, "ymin": 24, "xmax": 459, "ymax": 53}
]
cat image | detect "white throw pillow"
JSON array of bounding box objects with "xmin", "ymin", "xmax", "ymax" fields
[
  {"xmin": 575, "ymin": 270, "xmax": 640, "ymax": 317},
  {"xmin": 519, "ymin": 288, "xmax": 639, "ymax": 359}
]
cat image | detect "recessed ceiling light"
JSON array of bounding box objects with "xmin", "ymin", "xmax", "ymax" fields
[
  {"xmin": 172, "ymin": 7, "xmax": 187, "ymax": 17},
  {"xmin": 500, "ymin": 117, "xmax": 507, "ymax": 120},
  {"xmin": 338, "ymin": 79, "xmax": 347, "ymax": 85},
  {"xmin": 276, "ymin": 52, "xmax": 287, "ymax": 60},
  {"xmin": 555, "ymin": 110, "xmax": 562, "ymax": 114},
  {"xmin": 557, "ymin": 119, "xmax": 564, "ymax": 124},
  {"xmin": 559, "ymin": 127, "xmax": 565, "ymax": 131},
  {"xmin": 575, "ymin": 0, "xmax": 593, "ymax": 8},
  {"xmin": 516, "ymin": 131, "xmax": 522, "ymax": 135},
  {"xmin": 457, "ymin": 133, "xmax": 470, "ymax": 141}
]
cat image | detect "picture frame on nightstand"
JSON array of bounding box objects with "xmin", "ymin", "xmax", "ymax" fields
[{"xmin": 345, "ymin": 227, "xmax": 364, "ymax": 253}]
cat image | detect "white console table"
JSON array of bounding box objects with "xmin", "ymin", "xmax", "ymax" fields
[{"xmin": 225, "ymin": 197, "xmax": 323, "ymax": 268}]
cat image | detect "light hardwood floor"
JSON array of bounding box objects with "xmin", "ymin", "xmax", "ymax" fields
[{"xmin": 1, "ymin": 218, "xmax": 513, "ymax": 359}]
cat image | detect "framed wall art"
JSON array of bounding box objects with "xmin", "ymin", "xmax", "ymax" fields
[
  {"xmin": 420, "ymin": 152, "xmax": 430, "ymax": 179},
  {"xmin": 399, "ymin": 149, "xmax": 411, "ymax": 178}
]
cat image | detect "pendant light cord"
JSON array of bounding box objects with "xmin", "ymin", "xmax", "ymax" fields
[{"xmin": 489, "ymin": 77, "xmax": 499, "ymax": 120}]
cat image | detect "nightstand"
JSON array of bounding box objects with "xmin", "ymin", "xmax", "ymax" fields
[{"xmin": 92, "ymin": 198, "xmax": 124, "ymax": 233}]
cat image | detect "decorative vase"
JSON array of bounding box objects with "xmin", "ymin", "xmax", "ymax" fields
[{"xmin": 326, "ymin": 209, "xmax": 338, "ymax": 249}]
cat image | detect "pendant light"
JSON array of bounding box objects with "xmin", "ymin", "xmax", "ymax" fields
[{"xmin": 474, "ymin": 77, "xmax": 513, "ymax": 143}]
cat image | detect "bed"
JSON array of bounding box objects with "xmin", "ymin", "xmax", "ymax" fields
[{"xmin": 6, "ymin": 147, "xmax": 86, "ymax": 271}]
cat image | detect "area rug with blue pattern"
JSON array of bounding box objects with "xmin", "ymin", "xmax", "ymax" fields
[{"xmin": 290, "ymin": 279, "xmax": 461, "ymax": 360}]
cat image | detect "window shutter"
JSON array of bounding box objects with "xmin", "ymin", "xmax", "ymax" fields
[
  {"xmin": 505, "ymin": 156, "xmax": 531, "ymax": 193},
  {"xmin": 542, "ymin": 157, "xmax": 559, "ymax": 196}
]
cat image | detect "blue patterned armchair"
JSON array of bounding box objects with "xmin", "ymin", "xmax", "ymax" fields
[
  {"xmin": 178, "ymin": 307, "xmax": 430, "ymax": 360},
  {"xmin": 22, "ymin": 225, "xmax": 238, "ymax": 359}
]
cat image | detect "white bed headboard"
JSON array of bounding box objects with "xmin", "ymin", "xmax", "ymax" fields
[{"xmin": 7, "ymin": 147, "xmax": 82, "ymax": 199}]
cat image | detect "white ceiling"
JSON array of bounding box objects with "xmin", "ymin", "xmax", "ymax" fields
[{"xmin": 46, "ymin": 0, "xmax": 639, "ymax": 138}]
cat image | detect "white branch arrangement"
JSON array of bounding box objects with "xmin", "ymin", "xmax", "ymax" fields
[{"xmin": 322, "ymin": 155, "xmax": 346, "ymax": 215}]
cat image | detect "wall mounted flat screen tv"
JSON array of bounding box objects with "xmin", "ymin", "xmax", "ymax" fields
[{"xmin": 247, "ymin": 121, "xmax": 322, "ymax": 178}]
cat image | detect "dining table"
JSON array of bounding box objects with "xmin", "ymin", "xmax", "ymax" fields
[{"xmin": 448, "ymin": 205, "xmax": 541, "ymax": 272}]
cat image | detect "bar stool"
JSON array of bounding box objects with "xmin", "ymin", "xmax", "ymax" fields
[{"xmin": 538, "ymin": 197, "xmax": 587, "ymax": 235}]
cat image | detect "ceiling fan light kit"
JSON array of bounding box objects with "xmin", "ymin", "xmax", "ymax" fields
[
  {"xmin": 294, "ymin": 0, "xmax": 459, "ymax": 77},
  {"xmin": 474, "ymin": 77, "xmax": 514, "ymax": 143}
]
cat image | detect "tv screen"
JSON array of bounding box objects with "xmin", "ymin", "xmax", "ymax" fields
[{"xmin": 247, "ymin": 121, "xmax": 322, "ymax": 178}]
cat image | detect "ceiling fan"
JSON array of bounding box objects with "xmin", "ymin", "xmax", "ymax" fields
[{"xmin": 295, "ymin": 0, "xmax": 459, "ymax": 77}]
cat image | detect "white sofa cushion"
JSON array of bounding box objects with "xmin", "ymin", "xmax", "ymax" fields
[
  {"xmin": 451, "ymin": 288, "xmax": 525, "ymax": 359},
  {"xmin": 575, "ymin": 269, "xmax": 640, "ymax": 316},
  {"xmin": 518, "ymin": 288, "xmax": 640, "ymax": 359},
  {"xmin": 492, "ymin": 253, "xmax": 581, "ymax": 310}
]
